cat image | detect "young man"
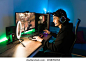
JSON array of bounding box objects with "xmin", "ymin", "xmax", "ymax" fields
[{"xmin": 32, "ymin": 9, "xmax": 75, "ymax": 57}]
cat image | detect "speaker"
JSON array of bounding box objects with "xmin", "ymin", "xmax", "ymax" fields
[{"xmin": 6, "ymin": 26, "xmax": 16, "ymax": 44}]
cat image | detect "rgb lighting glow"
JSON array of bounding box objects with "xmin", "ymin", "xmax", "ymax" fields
[
  {"xmin": 43, "ymin": 8, "xmax": 47, "ymax": 14},
  {"xmin": 0, "ymin": 37, "xmax": 8, "ymax": 43}
]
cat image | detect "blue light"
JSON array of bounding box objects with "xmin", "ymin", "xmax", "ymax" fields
[{"xmin": 43, "ymin": 8, "xmax": 47, "ymax": 14}]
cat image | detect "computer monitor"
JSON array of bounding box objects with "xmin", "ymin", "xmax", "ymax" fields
[
  {"xmin": 15, "ymin": 12, "xmax": 36, "ymax": 34},
  {"xmin": 35, "ymin": 13, "xmax": 50, "ymax": 32}
]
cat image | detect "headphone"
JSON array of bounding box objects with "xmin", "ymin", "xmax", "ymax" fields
[
  {"xmin": 59, "ymin": 12, "xmax": 67, "ymax": 23},
  {"xmin": 53, "ymin": 9, "xmax": 68, "ymax": 24}
]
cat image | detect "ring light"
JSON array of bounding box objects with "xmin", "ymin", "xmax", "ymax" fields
[
  {"xmin": 16, "ymin": 21, "xmax": 25, "ymax": 47},
  {"xmin": 16, "ymin": 21, "xmax": 22, "ymax": 39}
]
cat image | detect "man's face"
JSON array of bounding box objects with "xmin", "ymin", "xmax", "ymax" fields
[{"xmin": 53, "ymin": 16, "xmax": 61, "ymax": 26}]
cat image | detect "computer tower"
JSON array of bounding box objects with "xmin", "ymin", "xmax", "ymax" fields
[
  {"xmin": 6, "ymin": 26, "xmax": 16, "ymax": 44},
  {"xmin": 35, "ymin": 13, "xmax": 50, "ymax": 33}
]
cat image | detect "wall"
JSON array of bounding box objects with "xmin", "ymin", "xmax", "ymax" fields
[
  {"xmin": 0, "ymin": 0, "xmax": 14, "ymax": 39},
  {"xmin": 13, "ymin": 0, "xmax": 48, "ymax": 13},
  {"xmin": 70, "ymin": 0, "xmax": 86, "ymax": 27}
]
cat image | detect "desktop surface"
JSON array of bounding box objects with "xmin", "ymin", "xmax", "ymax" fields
[
  {"xmin": 0, "ymin": 37, "xmax": 42, "ymax": 57},
  {"xmin": 0, "ymin": 32, "xmax": 52, "ymax": 57}
]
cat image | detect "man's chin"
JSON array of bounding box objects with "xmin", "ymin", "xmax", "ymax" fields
[{"xmin": 55, "ymin": 24, "xmax": 58, "ymax": 26}]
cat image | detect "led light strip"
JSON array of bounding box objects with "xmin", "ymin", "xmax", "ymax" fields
[{"xmin": 0, "ymin": 37, "xmax": 8, "ymax": 43}]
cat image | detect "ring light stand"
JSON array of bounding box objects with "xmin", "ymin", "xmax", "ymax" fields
[{"xmin": 16, "ymin": 21, "xmax": 25, "ymax": 47}]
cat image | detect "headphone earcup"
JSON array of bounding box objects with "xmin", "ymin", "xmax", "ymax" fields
[{"xmin": 60, "ymin": 16, "xmax": 66, "ymax": 23}]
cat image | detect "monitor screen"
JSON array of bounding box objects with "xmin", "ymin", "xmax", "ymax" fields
[{"xmin": 16, "ymin": 12, "xmax": 35, "ymax": 32}]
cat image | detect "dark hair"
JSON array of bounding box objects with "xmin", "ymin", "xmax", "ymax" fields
[{"xmin": 52, "ymin": 9, "xmax": 70, "ymax": 22}]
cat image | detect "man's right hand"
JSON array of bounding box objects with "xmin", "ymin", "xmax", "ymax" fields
[{"xmin": 43, "ymin": 30, "xmax": 50, "ymax": 34}]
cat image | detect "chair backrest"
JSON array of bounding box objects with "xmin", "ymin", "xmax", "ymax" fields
[
  {"xmin": 74, "ymin": 19, "xmax": 81, "ymax": 43},
  {"xmin": 69, "ymin": 19, "xmax": 81, "ymax": 53}
]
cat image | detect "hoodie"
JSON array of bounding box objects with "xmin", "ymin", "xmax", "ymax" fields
[{"xmin": 42, "ymin": 23, "xmax": 75, "ymax": 53}]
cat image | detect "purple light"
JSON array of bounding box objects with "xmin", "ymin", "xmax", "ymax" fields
[{"xmin": 43, "ymin": 32, "xmax": 48, "ymax": 35}]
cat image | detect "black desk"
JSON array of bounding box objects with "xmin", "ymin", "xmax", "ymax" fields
[{"xmin": 0, "ymin": 34, "xmax": 52, "ymax": 57}]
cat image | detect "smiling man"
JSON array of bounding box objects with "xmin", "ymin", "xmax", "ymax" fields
[{"xmin": 33, "ymin": 9, "xmax": 75, "ymax": 57}]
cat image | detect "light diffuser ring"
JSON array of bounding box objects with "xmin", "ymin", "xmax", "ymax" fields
[{"xmin": 16, "ymin": 21, "xmax": 22, "ymax": 39}]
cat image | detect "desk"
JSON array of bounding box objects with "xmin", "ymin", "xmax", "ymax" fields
[{"xmin": 0, "ymin": 34, "xmax": 52, "ymax": 58}]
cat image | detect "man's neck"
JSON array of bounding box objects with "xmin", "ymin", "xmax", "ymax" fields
[{"xmin": 58, "ymin": 24, "xmax": 62, "ymax": 29}]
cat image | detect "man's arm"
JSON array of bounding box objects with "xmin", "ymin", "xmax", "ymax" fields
[{"xmin": 50, "ymin": 32, "xmax": 57, "ymax": 38}]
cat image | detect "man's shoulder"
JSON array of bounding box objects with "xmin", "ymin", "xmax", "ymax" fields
[{"xmin": 62, "ymin": 23, "xmax": 73, "ymax": 30}]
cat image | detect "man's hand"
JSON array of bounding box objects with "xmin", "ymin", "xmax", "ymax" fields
[
  {"xmin": 43, "ymin": 30, "xmax": 50, "ymax": 34},
  {"xmin": 32, "ymin": 36, "xmax": 43, "ymax": 42}
]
